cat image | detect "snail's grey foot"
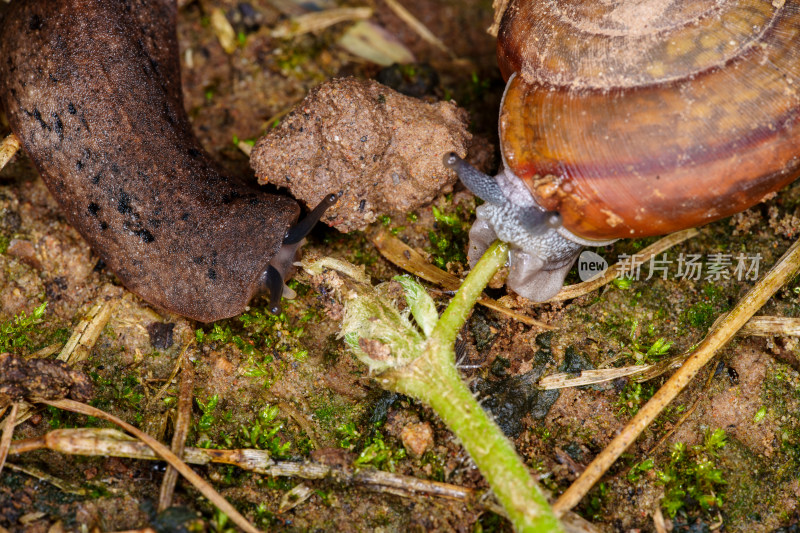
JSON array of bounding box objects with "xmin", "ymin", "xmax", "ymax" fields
[
  {"xmin": 467, "ymin": 211, "xmax": 582, "ymax": 302},
  {"xmin": 505, "ymin": 248, "xmax": 580, "ymax": 302}
]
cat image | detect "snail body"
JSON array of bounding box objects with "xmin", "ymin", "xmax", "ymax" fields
[
  {"xmin": 449, "ymin": 0, "xmax": 800, "ymax": 301},
  {"xmin": 0, "ymin": 0, "xmax": 333, "ymax": 322}
]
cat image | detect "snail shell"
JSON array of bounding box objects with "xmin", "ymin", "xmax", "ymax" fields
[
  {"xmin": 498, "ymin": 0, "xmax": 800, "ymax": 240},
  {"xmin": 449, "ymin": 0, "xmax": 800, "ymax": 301}
]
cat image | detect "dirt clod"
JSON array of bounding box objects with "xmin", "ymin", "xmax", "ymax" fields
[
  {"xmin": 0, "ymin": 353, "xmax": 92, "ymax": 402},
  {"xmin": 400, "ymin": 421, "xmax": 434, "ymax": 457},
  {"xmin": 251, "ymin": 77, "xmax": 471, "ymax": 232}
]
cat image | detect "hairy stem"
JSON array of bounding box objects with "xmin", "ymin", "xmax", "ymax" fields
[{"xmin": 386, "ymin": 241, "xmax": 563, "ymax": 533}]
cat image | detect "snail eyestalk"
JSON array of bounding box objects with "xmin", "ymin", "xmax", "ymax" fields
[
  {"xmin": 444, "ymin": 152, "xmax": 506, "ymax": 205},
  {"xmin": 264, "ymin": 193, "xmax": 338, "ymax": 313}
]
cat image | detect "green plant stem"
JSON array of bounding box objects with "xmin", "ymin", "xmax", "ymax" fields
[{"xmin": 385, "ymin": 241, "xmax": 563, "ymax": 533}]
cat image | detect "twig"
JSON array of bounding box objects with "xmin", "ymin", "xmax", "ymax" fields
[
  {"xmin": 10, "ymin": 427, "xmax": 496, "ymax": 511},
  {"xmin": 547, "ymin": 228, "xmax": 699, "ymax": 302},
  {"xmin": 158, "ymin": 353, "xmax": 194, "ymax": 512},
  {"xmin": 553, "ymin": 236, "xmax": 800, "ymax": 517},
  {"xmin": 0, "ymin": 403, "xmax": 19, "ymax": 475},
  {"xmin": 0, "ymin": 133, "xmax": 20, "ymax": 171},
  {"xmin": 37, "ymin": 399, "xmax": 261, "ymax": 533},
  {"xmin": 371, "ymin": 230, "xmax": 554, "ymax": 328}
]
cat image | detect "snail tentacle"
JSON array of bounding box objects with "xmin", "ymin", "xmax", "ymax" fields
[{"xmin": 444, "ymin": 152, "xmax": 506, "ymax": 205}]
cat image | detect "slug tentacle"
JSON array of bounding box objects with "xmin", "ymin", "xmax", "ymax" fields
[
  {"xmin": 263, "ymin": 266, "xmax": 286, "ymax": 315},
  {"xmin": 262, "ymin": 194, "xmax": 338, "ymax": 313},
  {"xmin": 283, "ymin": 193, "xmax": 338, "ymax": 245}
]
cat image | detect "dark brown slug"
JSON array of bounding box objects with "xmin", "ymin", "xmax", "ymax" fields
[{"xmin": 0, "ymin": 0, "xmax": 334, "ymax": 322}]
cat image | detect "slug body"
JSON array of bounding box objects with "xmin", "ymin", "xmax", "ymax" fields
[
  {"xmin": 0, "ymin": 0, "xmax": 335, "ymax": 322},
  {"xmin": 449, "ymin": 0, "xmax": 800, "ymax": 301}
]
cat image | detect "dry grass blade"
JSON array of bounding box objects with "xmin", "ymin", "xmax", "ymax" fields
[
  {"xmin": 382, "ymin": 0, "xmax": 455, "ymax": 58},
  {"xmin": 0, "ymin": 403, "xmax": 19, "ymax": 475},
  {"xmin": 158, "ymin": 353, "xmax": 194, "ymax": 512},
  {"xmin": 646, "ymin": 368, "xmax": 716, "ymax": 456},
  {"xmin": 371, "ymin": 230, "xmax": 553, "ymax": 328},
  {"xmin": 279, "ymin": 483, "xmax": 314, "ymax": 513},
  {"xmin": 150, "ymin": 341, "xmax": 194, "ymax": 407},
  {"xmin": 740, "ymin": 316, "xmax": 800, "ymax": 336},
  {"xmin": 539, "ymin": 366, "xmax": 651, "ymax": 389},
  {"xmin": 547, "ymin": 228, "xmax": 699, "ymax": 302},
  {"xmin": 271, "ymin": 7, "xmax": 373, "ymax": 39},
  {"xmin": 540, "ymin": 353, "xmax": 691, "ymax": 389},
  {"xmin": 57, "ymin": 297, "xmax": 118, "ymax": 363},
  {"xmin": 0, "ymin": 402, "xmax": 32, "ymax": 432},
  {"xmin": 4, "ymin": 462, "xmax": 87, "ymax": 495},
  {"xmin": 553, "ymin": 236, "xmax": 800, "ymax": 517},
  {"xmin": 338, "ymin": 21, "xmax": 416, "ymax": 66},
  {"xmin": 0, "ymin": 133, "xmax": 20, "ymax": 171},
  {"xmin": 210, "ymin": 8, "xmax": 237, "ymax": 54},
  {"xmin": 38, "ymin": 399, "xmax": 261, "ymax": 533}
]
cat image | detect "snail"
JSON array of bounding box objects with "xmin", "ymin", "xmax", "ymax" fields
[
  {"xmin": 0, "ymin": 0, "xmax": 336, "ymax": 322},
  {"xmin": 446, "ymin": 0, "xmax": 800, "ymax": 301}
]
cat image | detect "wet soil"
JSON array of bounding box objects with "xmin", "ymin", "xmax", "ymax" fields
[{"xmin": 1, "ymin": 0, "xmax": 800, "ymax": 532}]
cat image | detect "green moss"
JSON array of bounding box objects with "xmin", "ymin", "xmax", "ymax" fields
[
  {"xmin": 195, "ymin": 306, "xmax": 311, "ymax": 387},
  {"xmin": 680, "ymin": 284, "xmax": 730, "ymax": 332},
  {"xmin": 420, "ymin": 450, "xmax": 446, "ymax": 482},
  {"xmin": 354, "ymin": 430, "xmax": 406, "ymax": 472},
  {"xmin": 0, "ymin": 301, "xmax": 47, "ymax": 353},
  {"xmin": 581, "ymin": 482, "xmax": 610, "ymax": 522},
  {"xmin": 238, "ymin": 405, "xmax": 292, "ymax": 458},
  {"xmin": 427, "ymin": 204, "xmax": 470, "ymax": 270},
  {"xmin": 336, "ymin": 421, "xmax": 360, "ymax": 450},
  {"xmin": 615, "ymin": 381, "xmax": 655, "ymax": 417},
  {"xmin": 657, "ymin": 428, "xmax": 728, "ymax": 517}
]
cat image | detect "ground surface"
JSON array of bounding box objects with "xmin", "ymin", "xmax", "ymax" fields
[{"xmin": 1, "ymin": 0, "xmax": 800, "ymax": 532}]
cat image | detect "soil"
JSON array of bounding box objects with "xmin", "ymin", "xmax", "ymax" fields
[
  {"xmin": 251, "ymin": 77, "xmax": 471, "ymax": 232},
  {"xmin": 1, "ymin": 0, "xmax": 800, "ymax": 532}
]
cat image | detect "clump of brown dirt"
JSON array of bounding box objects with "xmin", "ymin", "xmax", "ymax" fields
[
  {"xmin": 0, "ymin": 353, "xmax": 92, "ymax": 403},
  {"xmin": 251, "ymin": 77, "xmax": 471, "ymax": 232}
]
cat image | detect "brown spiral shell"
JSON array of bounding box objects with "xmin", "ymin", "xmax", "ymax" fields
[{"xmin": 496, "ymin": 0, "xmax": 800, "ymax": 240}]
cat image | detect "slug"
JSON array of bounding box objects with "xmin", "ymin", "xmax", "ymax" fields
[
  {"xmin": 447, "ymin": 0, "xmax": 800, "ymax": 301},
  {"xmin": 0, "ymin": 0, "xmax": 335, "ymax": 322}
]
